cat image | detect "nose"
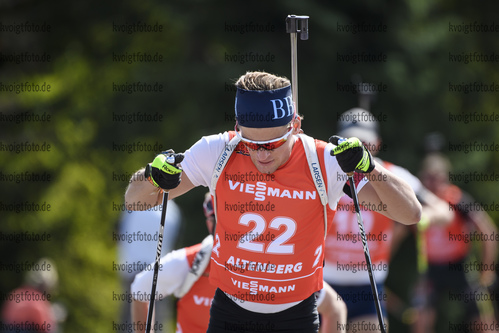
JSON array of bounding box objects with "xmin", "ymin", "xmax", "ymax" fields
[{"xmin": 255, "ymin": 149, "xmax": 271, "ymax": 160}]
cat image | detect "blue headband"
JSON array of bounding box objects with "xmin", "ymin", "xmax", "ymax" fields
[{"xmin": 235, "ymin": 85, "xmax": 295, "ymax": 128}]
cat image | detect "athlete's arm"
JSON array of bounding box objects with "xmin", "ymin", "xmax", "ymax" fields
[
  {"xmin": 125, "ymin": 167, "xmax": 196, "ymax": 210},
  {"xmin": 329, "ymin": 136, "xmax": 421, "ymax": 224},
  {"xmin": 468, "ymin": 208, "xmax": 498, "ymax": 286},
  {"xmin": 131, "ymin": 300, "xmax": 152, "ymax": 332},
  {"xmin": 318, "ymin": 281, "xmax": 347, "ymax": 333},
  {"xmin": 387, "ymin": 163, "xmax": 453, "ymax": 227},
  {"xmin": 417, "ymin": 188, "xmax": 454, "ymax": 226},
  {"xmin": 357, "ymin": 163, "xmax": 422, "ymax": 225},
  {"xmin": 126, "ymin": 133, "xmax": 229, "ymax": 210}
]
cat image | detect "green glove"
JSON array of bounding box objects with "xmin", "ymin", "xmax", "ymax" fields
[
  {"xmin": 329, "ymin": 136, "xmax": 375, "ymax": 173},
  {"xmin": 145, "ymin": 150, "xmax": 184, "ymax": 190}
]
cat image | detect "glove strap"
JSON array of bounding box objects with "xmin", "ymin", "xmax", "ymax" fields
[{"xmin": 144, "ymin": 163, "xmax": 164, "ymax": 193}]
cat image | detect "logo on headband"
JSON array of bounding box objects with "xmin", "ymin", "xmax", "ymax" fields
[
  {"xmin": 270, "ymin": 96, "xmax": 294, "ymax": 120},
  {"xmin": 235, "ymin": 86, "xmax": 294, "ymax": 128}
]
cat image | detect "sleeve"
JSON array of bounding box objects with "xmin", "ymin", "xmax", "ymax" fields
[
  {"xmin": 180, "ymin": 132, "xmax": 230, "ymax": 189},
  {"xmin": 324, "ymin": 142, "xmax": 368, "ymax": 209},
  {"xmin": 117, "ymin": 200, "xmax": 182, "ymax": 281},
  {"xmin": 131, "ymin": 248, "xmax": 189, "ymax": 298}
]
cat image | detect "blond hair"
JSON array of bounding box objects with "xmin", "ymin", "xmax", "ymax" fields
[{"xmin": 235, "ymin": 71, "xmax": 290, "ymax": 91}]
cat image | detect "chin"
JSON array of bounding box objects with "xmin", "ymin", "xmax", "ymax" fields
[
  {"xmin": 255, "ymin": 167, "xmax": 271, "ymax": 174},
  {"xmin": 255, "ymin": 163, "xmax": 277, "ymax": 175}
]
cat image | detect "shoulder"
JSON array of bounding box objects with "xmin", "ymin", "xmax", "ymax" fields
[
  {"xmin": 180, "ymin": 132, "xmax": 232, "ymax": 187},
  {"xmin": 187, "ymin": 132, "xmax": 232, "ymax": 151}
]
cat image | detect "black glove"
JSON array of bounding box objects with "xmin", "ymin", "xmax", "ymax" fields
[
  {"xmin": 329, "ymin": 135, "xmax": 375, "ymax": 174},
  {"xmin": 144, "ymin": 149, "xmax": 184, "ymax": 190}
]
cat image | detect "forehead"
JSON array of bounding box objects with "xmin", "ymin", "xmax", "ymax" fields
[{"xmin": 238, "ymin": 125, "xmax": 288, "ymax": 141}]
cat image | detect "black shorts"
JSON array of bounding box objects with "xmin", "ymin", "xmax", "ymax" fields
[
  {"xmin": 328, "ymin": 282, "xmax": 387, "ymax": 320},
  {"xmin": 206, "ymin": 288, "xmax": 320, "ymax": 333},
  {"xmin": 425, "ymin": 258, "xmax": 480, "ymax": 318}
]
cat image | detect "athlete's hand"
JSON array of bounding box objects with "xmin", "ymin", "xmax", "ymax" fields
[
  {"xmin": 329, "ymin": 135, "xmax": 375, "ymax": 174},
  {"xmin": 144, "ymin": 149, "xmax": 184, "ymax": 190}
]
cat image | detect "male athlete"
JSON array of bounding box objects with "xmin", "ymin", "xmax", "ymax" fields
[
  {"xmin": 125, "ymin": 71, "xmax": 421, "ymax": 332},
  {"xmin": 413, "ymin": 153, "xmax": 497, "ymax": 333},
  {"xmin": 131, "ymin": 192, "xmax": 217, "ymax": 333},
  {"xmin": 323, "ymin": 108, "xmax": 452, "ymax": 332},
  {"xmin": 130, "ymin": 193, "xmax": 348, "ymax": 333}
]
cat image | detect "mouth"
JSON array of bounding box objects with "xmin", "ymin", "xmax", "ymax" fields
[{"xmin": 257, "ymin": 159, "xmax": 273, "ymax": 166}]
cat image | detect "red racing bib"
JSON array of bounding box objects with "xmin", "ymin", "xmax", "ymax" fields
[{"xmin": 210, "ymin": 137, "xmax": 335, "ymax": 304}]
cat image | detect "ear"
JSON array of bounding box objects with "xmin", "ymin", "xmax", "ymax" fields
[{"xmin": 292, "ymin": 117, "xmax": 302, "ymax": 134}]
